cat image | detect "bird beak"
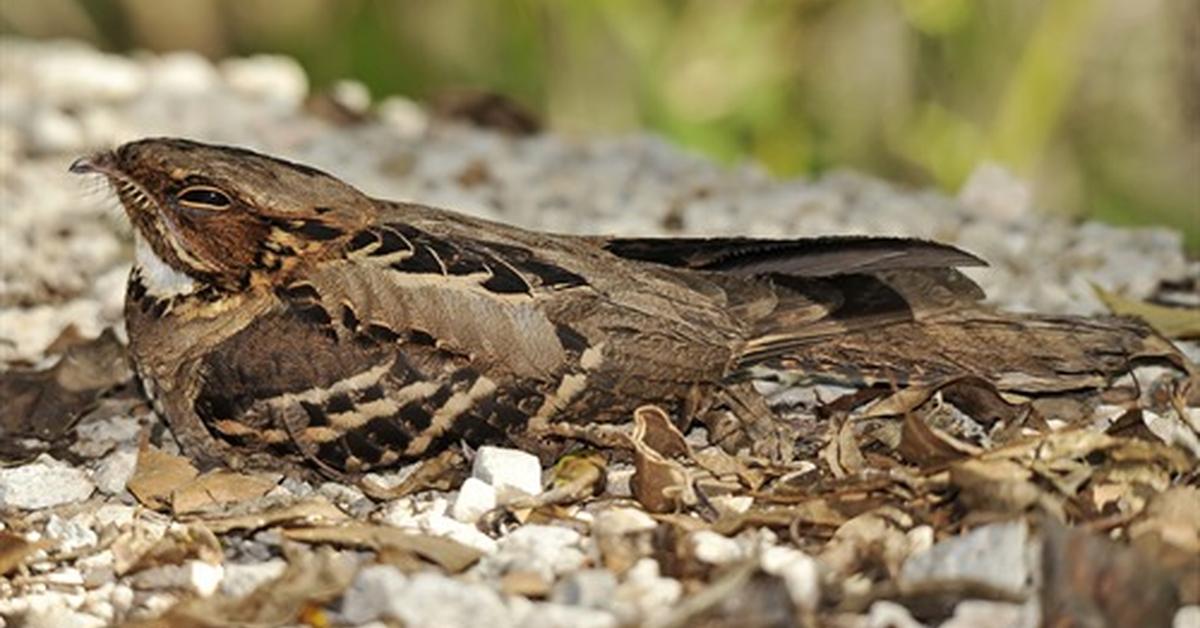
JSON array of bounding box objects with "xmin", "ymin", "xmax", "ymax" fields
[{"xmin": 68, "ymin": 151, "xmax": 116, "ymax": 175}]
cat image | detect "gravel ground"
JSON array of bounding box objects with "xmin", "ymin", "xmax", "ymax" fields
[{"xmin": 1, "ymin": 39, "xmax": 1197, "ymax": 628}]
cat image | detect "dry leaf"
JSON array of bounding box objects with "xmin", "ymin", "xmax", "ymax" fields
[
  {"xmin": 127, "ymin": 444, "xmax": 199, "ymax": 510},
  {"xmin": 0, "ymin": 328, "xmax": 131, "ymax": 448},
  {"xmin": 633, "ymin": 405, "xmax": 690, "ymax": 458},
  {"xmin": 119, "ymin": 524, "xmax": 222, "ymax": 576},
  {"xmin": 125, "ymin": 546, "xmax": 356, "ymax": 628},
  {"xmin": 359, "ymin": 447, "xmax": 467, "ymax": 500},
  {"xmin": 499, "ymin": 570, "xmax": 552, "ymax": 597},
  {"xmin": 171, "ymin": 471, "xmax": 278, "ymax": 514},
  {"xmin": 282, "ymin": 524, "xmax": 482, "ymax": 572},
  {"xmin": 820, "ymin": 414, "xmax": 865, "ymax": 478},
  {"xmin": 199, "ymin": 497, "xmax": 349, "ymax": 534},
  {"xmin": 1093, "ymin": 284, "xmax": 1200, "ymax": 339},
  {"xmin": 950, "ymin": 459, "xmax": 1057, "ymax": 519},
  {"xmin": 897, "ymin": 410, "xmax": 981, "ymax": 468},
  {"xmin": 1041, "ymin": 517, "xmax": 1180, "ymax": 626},
  {"xmin": 819, "ymin": 507, "xmax": 915, "ymax": 578},
  {"xmin": 629, "ymin": 406, "xmax": 695, "ymax": 513},
  {"xmin": 0, "ymin": 531, "xmax": 49, "ymax": 576}
]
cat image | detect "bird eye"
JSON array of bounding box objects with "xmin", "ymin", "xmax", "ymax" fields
[{"xmin": 177, "ymin": 186, "xmax": 232, "ymax": 210}]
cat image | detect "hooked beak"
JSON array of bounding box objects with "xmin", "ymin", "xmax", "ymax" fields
[{"xmin": 68, "ymin": 151, "xmax": 116, "ymax": 176}]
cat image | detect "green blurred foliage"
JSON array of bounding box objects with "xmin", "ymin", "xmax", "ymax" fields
[{"xmin": 3, "ymin": 0, "xmax": 1197, "ymax": 250}]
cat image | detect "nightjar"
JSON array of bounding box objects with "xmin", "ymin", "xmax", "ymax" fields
[{"xmin": 70, "ymin": 138, "xmax": 1184, "ymax": 478}]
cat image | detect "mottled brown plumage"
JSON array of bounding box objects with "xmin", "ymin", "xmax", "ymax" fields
[{"xmin": 71, "ymin": 138, "xmax": 1184, "ymax": 477}]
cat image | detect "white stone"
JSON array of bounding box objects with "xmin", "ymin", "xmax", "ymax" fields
[
  {"xmin": 899, "ymin": 520, "xmax": 1032, "ymax": 596},
  {"xmin": 220, "ymin": 55, "xmax": 308, "ymax": 107},
  {"xmin": 129, "ymin": 561, "xmax": 223, "ymax": 596},
  {"xmin": 690, "ymin": 530, "xmax": 743, "ymax": 564},
  {"xmin": 450, "ymin": 477, "xmax": 497, "ymax": 523},
  {"xmin": 472, "ymin": 446, "xmax": 543, "ymax": 500},
  {"xmin": 340, "ymin": 564, "xmax": 408, "ymax": 625},
  {"xmin": 518, "ymin": 603, "xmax": 619, "ymax": 628},
  {"xmin": 45, "ymin": 514, "xmax": 99, "ymax": 553},
  {"xmin": 592, "ymin": 507, "xmax": 657, "ymax": 536},
  {"xmin": 378, "ymin": 499, "xmax": 498, "ymax": 555},
  {"xmin": 958, "ymin": 162, "xmax": 1032, "ymax": 222},
  {"xmin": 0, "ymin": 457, "xmax": 94, "ymax": 509},
  {"xmin": 27, "ymin": 108, "xmax": 84, "ymax": 153},
  {"xmin": 475, "ymin": 524, "xmax": 585, "ymax": 582},
  {"xmin": 22, "ymin": 607, "xmax": 107, "ymax": 628},
  {"xmin": 350, "ymin": 571, "xmax": 514, "ymax": 628},
  {"xmin": 147, "ymin": 52, "xmax": 221, "ymax": 95},
  {"xmin": 331, "ymin": 80, "xmax": 371, "ymax": 113},
  {"xmin": 33, "ymin": 47, "xmax": 145, "ymax": 103},
  {"xmin": 867, "ymin": 600, "xmax": 925, "ymax": 628},
  {"xmin": 612, "ymin": 558, "xmax": 682, "ymax": 625},
  {"xmin": 219, "ymin": 559, "xmax": 287, "ymax": 597},
  {"xmin": 187, "ymin": 562, "xmax": 226, "ymax": 595},
  {"xmin": 942, "ymin": 600, "xmax": 1037, "ymax": 628},
  {"xmin": 551, "ymin": 569, "xmax": 618, "ymax": 609},
  {"xmin": 93, "ymin": 504, "xmax": 137, "ymax": 529},
  {"xmin": 42, "ymin": 567, "xmax": 85, "ymax": 586},
  {"xmin": 377, "ymin": 97, "xmax": 428, "ymax": 137},
  {"xmin": 1175, "ymin": 606, "xmax": 1200, "ymax": 628},
  {"xmin": 760, "ymin": 546, "xmax": 820, "ymax": 611},
  {"xmin": 93, "ymin": 447, "xmax": 138, "ymax": 495}
]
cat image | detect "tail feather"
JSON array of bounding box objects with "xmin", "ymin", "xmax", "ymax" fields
[{"xmin": 737, "ymin": 309, "xmax": 1188, "ymax": 394}]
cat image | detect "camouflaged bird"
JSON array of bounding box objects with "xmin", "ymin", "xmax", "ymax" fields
[{"xmin": 71, "ymin": 138, "xmax": 1184, "ymax": 478}]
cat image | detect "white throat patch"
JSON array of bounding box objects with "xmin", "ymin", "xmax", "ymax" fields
[{"xmin": 135, "ymin": 235, "xmax": 198, "ymax": 298}]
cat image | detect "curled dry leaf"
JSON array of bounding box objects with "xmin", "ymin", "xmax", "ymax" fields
[
  {"xmin": 819, "ymin": 413, "xmax": 864, "ymax": 479},
  {"xmin": 629, "ymin": 405, "xmax": 697, "ymax": 514},
  {"xmin": 897, "ymin": 410, "xmax": 981, "ymax": 468}
]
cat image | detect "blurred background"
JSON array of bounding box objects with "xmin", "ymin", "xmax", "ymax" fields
[{"xmin": 2, "ymin": 0, "xmax": 1197, "ymax": 251}]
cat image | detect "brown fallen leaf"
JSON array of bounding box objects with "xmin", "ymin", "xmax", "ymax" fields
[
  {"xmin": 0, "ymin": 328, "xmax": 131, "ymax": 450},
  {"xmin": 359, "ymin": 447, "xmax": 467, "ymax": 500},
  {"xmin": 198, "ymin": 497, "xmax": 350, "ymax": 535},
  {"xmin": 818, "ymin": 507, "xmax": 916, "ymax": 579},
  {"xmin": 819, "ymin": 413, "xmax": 865, "ymax": 479},
  {"xmin": 124, "ymin": 546, "xmax": 356, "ymax": 628},
  {"xmin": 0, "ymin": 531, "xmax": 50, "ymax": 576},
  {"xmin": 1041, "ymin": 517, "xmax": 1179, "ymax": 627},
  {"xmin": 897, "ymin": 409, "xmax": 980, "ymax": 468},
  {"xmin": 171, "ymin": 471, "xmax": 278, "ymax": 515},
  {"xmin": 127, "ymin": 443, "xmax": 200, "ymax": 511},
  {"xmin": 500, "ymin": 570, "xmax": 552, "ymax": 598},
  {"xmin": 1128, "ymin": 486, "xmax": 1200, "ymax": 604},
  {"xmin": 949, "ymin": 458, "xmax": 1060, "ymax": 520},
  {"xmin": 629, "ymin": 406, "xmax": 696, "ymax": 513},
  {"xmin": 1093, "ymin": 283, "xmax": 1200, "ymax": 339},
  {"xmin": 282, "ymin": 523, "xmax": 482, "ymax": 573},
  {"xmin": 118, "ymin": 524, "xmax": 222, "ymax": 577}
]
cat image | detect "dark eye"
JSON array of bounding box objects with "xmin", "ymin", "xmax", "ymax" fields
[{"xmin": 177, "ymin": 186, "xmax": 232, "ymax": 210}]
